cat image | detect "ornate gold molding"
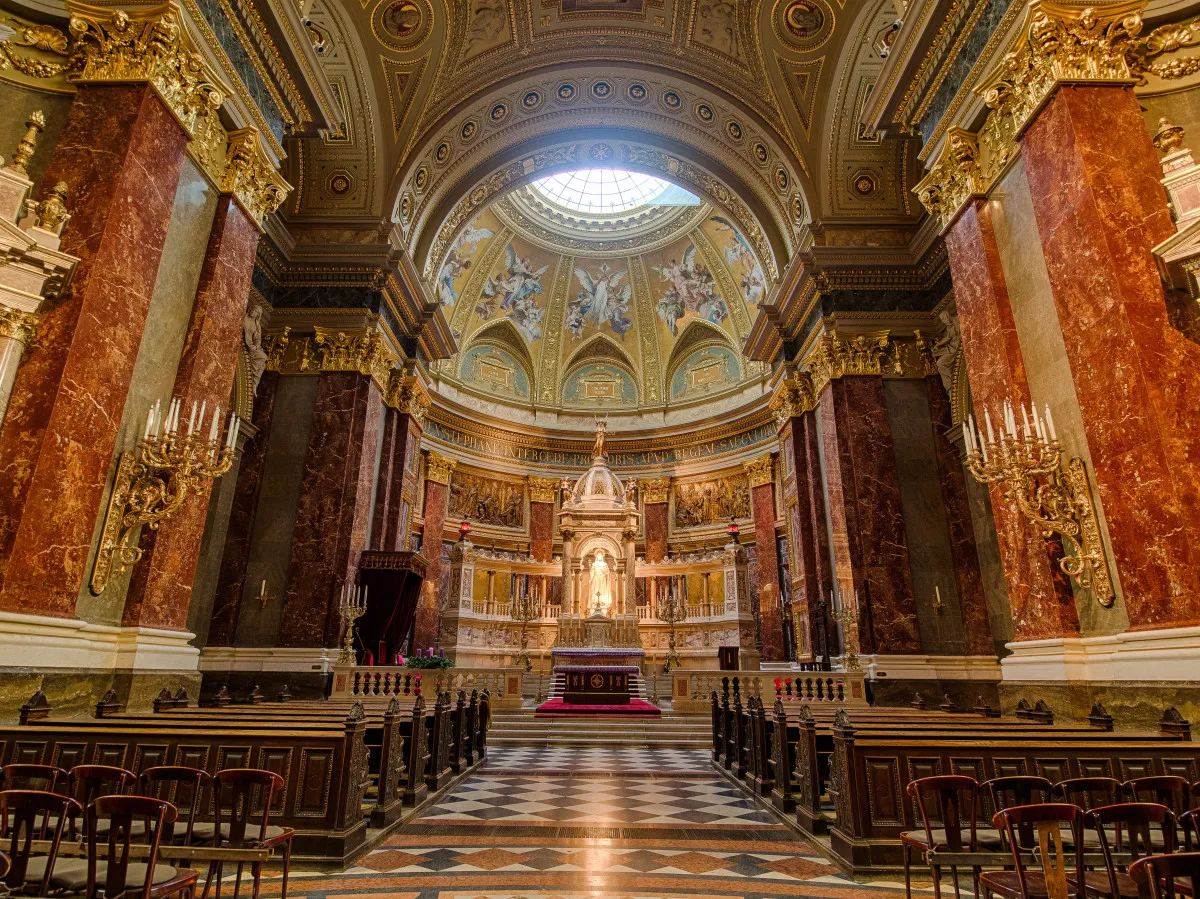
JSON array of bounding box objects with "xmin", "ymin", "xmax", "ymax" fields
[
  {"xmin": 426, "ymin": 451, "xmax": 456, "ymax": 485},
  {"xmin": 803, "ymin": 332, "xmax": 900, "ymax": 395},
  {"xmin": 527, "ymin": 476, "xmax": 558, "ymax": 504},
  {"xmin": 0, "ymin": 307, "xmax": 38, "ymax": 346},
  {"xmin": 768, "ymin": 373, "xmax": 817, "ymax": 427},
  {"xmin": 314, "ymin": 326, "xmax": 398, "ymax": 382},
  {"xmin": 640, "ymin": 476, "xmax": 671, "ymax": 505},
  {"xmin": 387, "ymin": 374, "xmax": 431, "ymax": 425},
  {"xmin": 222, "ymin": 128, "xmax": 291, "ymax": 226},
  {"xmin": 742, "ymin": 454, "xmax": 774, "ymax": 489}
]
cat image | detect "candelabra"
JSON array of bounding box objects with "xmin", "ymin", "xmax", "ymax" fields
[
  {"xmin": 337, "ymin": 583, "xmax": 368, "ymax": 664},
  {"xmin": 831, "ymin": 590, "xmax": 862, "ymax": 672},
  {"xmin": 962, "ymin": 398, "xmax": 1114, "ymax": 607},
  {"xmin": 510, "ymin": 573, "xmax": 541, "ymax": 672},
  {"xmin": 91, "ymin": 398, "xmax": 238, "ymax": 594},
  {"xmin": 657, "ymin": 574, "xmax": 688, "ymax": 673}
]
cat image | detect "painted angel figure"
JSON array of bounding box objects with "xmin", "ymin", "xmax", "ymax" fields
[
  {"xmin": 570, "ymin": 264, "xmax": 633, "ymax": 338},
  {"xmin": 436, "ymin": 221, "xmax": 493, "ymax": 307},
  {"xmin": 712, "ymin": 215, "xmax": 766, "ymax": 304},
  {"xmin": 481, "ymin": 245, "xmax": 549, "ymax": 341},
  {"xmin": 654, "ymin": 246, "xmax": 727, "ymax": 335}
]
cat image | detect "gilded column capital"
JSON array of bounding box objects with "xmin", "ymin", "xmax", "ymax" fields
[
  {"xmin": 221, "ymin": 128, "xmax": 291, "ymax": 227},
  {"xmin": 914, "ymin": 129, "xmax": 988, "ymax": 231},
  {"xmin": 768, "ymin": 374, "xmax": 816, "ymax": 428},
  {"xmin": 640, "ymin": 476, "xmax": 671, "ymax": 504},
  {"xmin": 527, "ymin": 476, "xmax": 558, "ymax": 504},
  {"xmin": 803, "ymin": 331, "xmax": 898, "ymax": 394},
  {"xmin": 314, "ymin": 327, "xmax": 397, "ymax": 384},
  {"xmin": 0, "ymin": 307, "xmax": 38, "ymax": 346},
  {"xmin": 425, "ymin": 452, "xmax": 456, "ymax": 486},
  {"xmin": 912, "ymin": 329, "xmax": 940, "ymax": 377},
  {"xmin": 386, "ymin": 373, "xmax": 430, "ymax": 425},
  {"xmin": 742, "ymin": 454, "xmax": 775, "ymax": 489}
]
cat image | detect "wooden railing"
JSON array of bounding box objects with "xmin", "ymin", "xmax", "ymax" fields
[
  {"xmin": 670, "ymin": 668, "xmax": 868, "ymax": 712},
  {"xmin": 330, "ymin": 665, "xmax": 524, "ymax": 708}
]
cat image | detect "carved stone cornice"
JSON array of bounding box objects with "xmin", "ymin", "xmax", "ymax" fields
[
  {"xmin": 768, "ymin": 372, "xmax": 817, "ymax": 428},
  {"xmin": 742, "ymin": 454, "xmax": 774, "ymax": 489},
  {"xmin": 803, "ymin": 331, "xmax": 900, "ymax": 395},
  {"xmin": 314, "ymin": 326, "xmax": 397, "ymax": 382},
  {"xmin": 0, "ymin": 307, "xmax": 37, "ymax": 345},
  {"xmin": 221, "ymin": 128, "xmax": 290, "ymax": 227},
  {"xmin": 527, "ymin": 476, "xmax": 558, "ymax": 504},
  {"xmin": 640, "ymin": 476, "xmax": 671, "ymax": 505},
  {"xmin": 425, "ymin": 452, "xmax": 456, "ymax": 486},
  {"xmin": 386, "ymin": 373, "xmax": 430, "ymax": 425}
]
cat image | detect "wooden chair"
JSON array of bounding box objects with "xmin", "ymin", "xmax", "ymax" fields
[
  {"xmin": 83, "ymin": 794, "xmax": 200, "ymax": 899},
  {"xmin": 1182, "ymin": 810, "xmax": 1199, "ymax": 852},
  {"xmin": 138, "ymin": 767, "xmax": 211, "ymax": 846},
  {"xmin": 0, "ymin": 764, "xmax": 68, "ymax": 794},
  {"xmin": 0, "ymin": 788, "xmax": 81, "ymax": 896},
  {"xmin": 1124, "ymin": 777, "xmax": 1191, "ymax": 816},
  {"xmin": 981, "ymin": 804, "xmax": 1088, "ymax": 899},
  {"xmin": 200, "ymin": 769, "xmax": 294, "ymax": 899},
  {"xmin": 1083, "ymin": 803, "xmax": 1178, "ymax": 899},
  {"xmin": 1129, "ymin": 852, "xmax": 1200, "ymax": 899},
  {"xmin": 902, "ymin": 775, "xmax": 992, "ymax": 899},
  {"xmin": 1052, "ymin": 778, "xmax": 1123, "ymax": 849},
  {"xmin": 71, "ymin": 765, "xmax": 137, "ymax": 838},
  {"xmin": 983, "ymin": 776, "xmax": 1054, "ymax": 851}
]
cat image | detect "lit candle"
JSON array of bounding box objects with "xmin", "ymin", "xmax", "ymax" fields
[{"xmin": 1044, "ymin": 404, "xmax": 1057, "ymax": 441}]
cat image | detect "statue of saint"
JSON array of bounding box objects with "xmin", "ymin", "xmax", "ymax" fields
[
  {"xmin": 589, "ymin": 552, "xmax": 611, "ymax": 615},
  {"xmin": 593, "ymin": 416, "xmax": 607, "ymax": 458}
]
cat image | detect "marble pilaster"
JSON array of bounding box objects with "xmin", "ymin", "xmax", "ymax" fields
[
  {"xmin": 381, "ymin": 413, "xmax": 421, "ymax": 552},
  {"xmin": 944, "ymin": 200, "xmax": 1080, "ymax": 641},
  {"xmin": 745, "ymin": 456, "xmax": 784, "ymax": 662},
  {"xmin": 528, "ymin": 476, "xmax": 557, "ymax": 563},
  {"xmin": 414, "ymin": 462, "xmax": 452, "ymax": 650},
  {"xmin": 278, "ymin": 372, "xmax": 383, "ymax": 648},
  {"xmin": 819, "ymin": 376, "xmax": 921, "ymax": 655},
  {"xmin": 779, "ymin": 415, "xmax": 827, "ymax": 660},
  {"xmin": 0, "ymin": 84, "xmax": 189, "ymax": 618},
  {"xmin": 370, "ymin": 408, "xmax": 399, "ymax": 551},
  {"xmin": 1020, "ymin": 85, "xmax": 1200, "ymax": 629},
  {"xmin": 122, "ymin": 197, "xmax": 261, "ymax": 631}
]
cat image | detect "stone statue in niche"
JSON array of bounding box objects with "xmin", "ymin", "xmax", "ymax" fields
[
  {"xmin": 673, "ymin": 474, "xmax": 750, "ymax": 528},
  {"xmin": 244, "ymin": 300, "xmax": 269, "ymax": 395},
  {"xmin": 448, "ymin": 471, "xmax": 524, "ymax": 527},
  {"xmin": 931, "ymin": 307, "xmax": 962, "ymax": 396}
]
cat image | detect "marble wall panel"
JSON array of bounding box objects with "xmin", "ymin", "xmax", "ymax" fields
[
  {"xmin": 1020, "ymin": 85, "xmax": 1200, "ymax": 630},
  {"xmin": 414, "ymin": 477, "xmax": 450, "ymax": 649},
  {"xmin": 234, "ymin": 375, "xmax": 318, "ymax": 646},
  {"xmin": 944, "ymin": 200, "xmax": 1079, "ymax": 641},
  {"xmin": 0, "ymin": 89, "xmax": 192, "ymax": 620},
  {"xmin": 530, "ymin": 500, "xmax": 555, "ymax": 562},
  {"xmin": 187, "ymin": 443, "xmax": 243, "ymax": 646},
  {"xmin": 643, "ymin": 502, "xmax": 668, "ymax": 562},
  {"xmin": 278, "ymin": 372, "xmax": 383, "ymax": 648},
  {"xmin": 750, "ymin": 480, "xmax": 784, "ymax": 662},
  {"xmin": 883, "ymin": 379, "xmax": 967, "ymax": 655}
]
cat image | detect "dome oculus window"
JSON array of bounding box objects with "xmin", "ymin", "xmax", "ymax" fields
[{"xmin": 532, "ymin": 169, "xmax": 681, "ymax": 213}]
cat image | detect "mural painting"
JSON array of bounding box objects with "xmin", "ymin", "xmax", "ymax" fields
[
  {"xmin": 706, "ymin": 216, "xmax": 766, "ymax": 306},
  {"xmin": 435, "ymin": 214, "xmax": 496, "ymax": 307},
  {"xmin": 568, "ymin": 262, "xmax": 633, "ymax": 340},
  {"xmin": 459, "ymin": 344, "xmax": 531, "ymax": 398},
  {"xmin": 669, "ymin": 345, "xmax": 740, "ymax": 400},
  {"xmin": 478, "ymin": 241, "xmax": 552, "ymax": 342},
  {"xmin": 652, "ymin": 242, "xmax": 728, "ymax": 337}
]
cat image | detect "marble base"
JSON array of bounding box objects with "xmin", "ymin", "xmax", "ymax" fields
[
  {"xmin": 0, "ymin": 611, "xmax": 198, "ymax": 670},
  {"xmin": 198, "ymin": 645, "xmax": 339, "ymax": 673},
  {"xmin": 0, "ymin": 668, "xmax": 202, "ymax": 723},
  {"xmin": 996, "ymin": 681, "xmax": 1200, "ymax": 732},
  {"xmin": 866, "ymin": 654, "xmax": 1003, "ymax": 682},
  {"xmin": 1000, "ymin": 627, "xmax": 1200, "ymax": 682}
]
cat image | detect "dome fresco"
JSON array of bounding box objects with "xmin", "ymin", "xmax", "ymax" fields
[{"xmin": 430, "ymin": 174, "xmax": 771, "ymax": 421}]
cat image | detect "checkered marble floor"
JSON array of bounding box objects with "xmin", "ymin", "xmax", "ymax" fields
[{"xmin": 260, "ymin": 746, "xmax": 933, "ymax": 899}]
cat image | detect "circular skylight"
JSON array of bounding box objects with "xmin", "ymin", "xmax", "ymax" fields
[{"xmin": 532, "ymin": 169, "xmax": 672, "ymax": 213}]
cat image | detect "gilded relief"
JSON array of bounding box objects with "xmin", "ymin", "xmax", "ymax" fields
[
  {"xmin": 463, "ymin": 0, "xmax": 512, "ymax": 59},
  {"xmin": 673, "ymin": 474, "xmax": 750, "ymax": 528},
  {"xmin": 692, "ymin": 0, "xmax": 742, "ymax": 61},
  {"xmin": 449, "ymin": 470, "xmax": 525, "ymax": 527}
]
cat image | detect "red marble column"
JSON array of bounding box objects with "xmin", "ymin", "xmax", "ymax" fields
[
  {"xmin": 818, "ymin": 376, "xmax": 921, "ymax": 655},
  {"xmin": 0, "ymin": 84, "xmax": 189, "ymax": 617},
  {"xmin": 801, "ymin": 410, "xmax": 835, "ymax": 655},
  {"xmin": 413, "ymin": 458, "xmax": 452, "ymax": 650},
  {"xmin": 1019, "ymin": 85, "xmax": 1200, "ymax": 629},
  {"xmin": 529, "ymin": 503, "xmax": 555, "ymax": 563},
  {"xmin": 643, "ymin": 504, "xmax": 668, "ymax": 563},
  {"xmin": 746, "ymin": 457, "xmax": 785, "ymax": 662},
  {"xmin": 123, "ymin": 197, "xmax": 261, "ymax": 630},
  {"xmin": 944, "ymin": 200, "xmax": 1080, "ymax": 641},
  {"xmin": 370, "ymin": 409, "xmax": 399, "ymax": 551},
  {"xmin": 381, "ymin": 414, "xmax": 421, "ymax": 552},
  {"xmin": 207, "ymin": 371, "xmax": 280, "ymax": 646},
  {"xmin": 926, "ymin": 377, "xmax": 993, "ymax": 655},
  {"xmin": 278, "ymin": 372, "xmax": 383, "ymax": 648},
  {"xmin": 779, "ymin": 417, "xmax": 826, "ymax": 660}
]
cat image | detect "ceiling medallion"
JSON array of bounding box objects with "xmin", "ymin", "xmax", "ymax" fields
[
  {"xmin": 328, "ymin": 170, "xmax": 354, "ymax": 196},
  {"xmin": 556, "ymin": 82, "xmax": 577, "ymax": 102},
  {"xmin": 694, "ymin": 102, "xmax": 715, "ymax": 124},
  {"xmin": 490, "ymin": 102, "xmax": 509, "ymax": 123},
  {"xmin": 752, "ymin": 142, "xmax": 769, "ymax": 165},
  {"xmin": 399, "ymin": 192, "xmax": 414, "ymax": 223},
  {"xmin": 851, "ymin": 169, "xmax": 878, "ymax": 198},
  {"xmin": 725, "ymin": 120, "xmax": 744, "ymax": 142},
  {"xmin": 589, "ymin": 143, "xmax": 614, "ymax": 161},
  {"xmin": 590, "ymin": 80, "xmax": 614, "ymax": 100},
  {"xmin": 661, "ymin": 90, "xmax": 682, "ymax": 110},
  {"xmin": 522, "ymin": 90, "xmax": 543, "ymax": 110},
  {"xmin": 371, "ymin": 0, "xmax": 430, "ymax": 49},
  {"xmin": 775, "ymin": 0, "xmax": 832, "ymax": 50},
  {"xmin": 435, "ymin": 140, "xmax": 453, "ymax": 164},
  {"xmin": 775, "ymin": 168, "xmax": 789, "ymax": 192},
  {"xmin": 414, "ymin": 165, "xmax": 431, "ymax": 192},
  {"xmin": 460, "ymin": 119, "xmax": 478, "ymax": 141},
  {"xmin": 627, "ymin": 83, "xmax": 648, "ymax": 103}
]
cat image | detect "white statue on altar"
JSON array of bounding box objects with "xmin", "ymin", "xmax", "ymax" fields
[{"xmin": 589, "ymin": 552, "xmax": 612, "ymax": 616}]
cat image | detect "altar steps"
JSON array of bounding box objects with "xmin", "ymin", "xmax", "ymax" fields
[{"xmin": 488, "ymin": 710, "xmax": 711, "ymax": 748}]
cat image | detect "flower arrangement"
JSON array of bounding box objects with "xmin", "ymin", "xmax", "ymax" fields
[{"xmin": 405, "ymin": 647, "xmax": 452, "ymax": 669}]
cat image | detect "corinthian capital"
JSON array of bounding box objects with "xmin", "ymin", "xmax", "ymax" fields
[{"xmin": 222, "ymin": 128, "xmax": 291, "ymax": 226}]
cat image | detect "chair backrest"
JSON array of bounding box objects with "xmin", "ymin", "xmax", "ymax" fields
[
  {"xmin": 993, "ymin": 804, "xmax": 1087, "ymax": 899},
  {"xmin": 137, "ymin": 766, "xmax": 211, "ymax": 845},
  {"xmin": 907, "ymin": 775, "xmax": 981, "ymax": 851},
  {"xmin": 1125, "ymin": 776, "xmax": 1191, "ymax": 815},
  {"xmin": 87, "ymin": 795, "xmax": 176, "ymax": 899},
  {"xmin": 71, "ymin": 764, "xmax": 135, "ymax": 808},
  {"xmin": 1086, "ymin": 803, "xmax": 1177, "ymax": 898},
  {"xmin": 0, "ymin": 848, "xmax": 9, "ymax": 879},
  {"xmin": 0, "ymin": 789, "xmax": 81, "ymax": 894},
  {"xmin": 1052, "ymin": 777, "xmax": 1121, "ymax": 811},
  {"xmin": 0, "ymin": 763, "xmax": 68, "ymax": 794},
  {"xmin": 985, "ymin": 775, "xmax": 1053, "ymax": 811},
  {"xmin": 213, "ymin": 769, "xmax": 285, "ymax": 847},
  {"xmin": 1129, "ymin": 851, "xmax": 1200, "ymax": 899},
  {"xmin": 1182, "ymin": 809, "xmax": 1200, "ymax": 852}
]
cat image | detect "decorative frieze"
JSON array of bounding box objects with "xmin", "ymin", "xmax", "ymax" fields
[
  {"xmin": 314, "ymin": 326, "xmax": 397, "ymax": 382},
  {"xmin": 804, "ymin": 331, "xmax": 900, "ymax": 394},
  {"xmin": 742, "ymin": 454, "xmax": 774, "ymax": 489}
]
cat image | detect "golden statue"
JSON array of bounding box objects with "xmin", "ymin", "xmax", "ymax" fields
[{"xmin": 593, "ymin": 416, "xmax": 607, "ymax": 458}]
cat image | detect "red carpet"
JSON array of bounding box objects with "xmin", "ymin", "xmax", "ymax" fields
[{"xmin": 534, "ymin": 698, "xmax": 662, "ymax": 718}]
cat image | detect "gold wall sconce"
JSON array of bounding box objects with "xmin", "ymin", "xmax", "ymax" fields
[
  {"xmin": 90, "ymin": 398, "xmax": 238, "ymax": 594},
  {"xmin": 963, "ymin": 399, "xmax": 1114, "ymax": 607}
]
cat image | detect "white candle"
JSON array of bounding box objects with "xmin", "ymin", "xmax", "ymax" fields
[
  {"xmin": 1021, "ymin": 403, "xmax": 1031, "ymax": 440},
  {"xmin": 198, "ymin": 400, "xmax": 206, "ymax": 432},
  {"xmin": 209, "ymin": 405, "xmax": 220, "ymax": 442},
  {"xmin": 188, "ymin": 401, "xmax": 197, "ymax": 435},
  {"xmin": 1044, "ymin": 404, "xmax": 1057, "ymax": 441},
  {"xmin": 962, "ymin": 422, "xmax": 972, "ymax": 452},
  {"xmin": 260, "ymin": 578, "xmax": 266, "ymax": 597},
  {"xmin": 935, "ymin": 585, "xmax": 942, "ymax": 606},
  {"xmin": 144, "ymin": 405, "xmax": 154, "ymax": 440},
  {"xmin": 984, "ymin": 407, "xmax": 995, "ymax": 445}
]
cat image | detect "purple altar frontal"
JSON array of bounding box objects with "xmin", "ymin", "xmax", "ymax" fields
[{"xmin": 550, "ymin": 647, "xmax": 645, "ymax": 668}]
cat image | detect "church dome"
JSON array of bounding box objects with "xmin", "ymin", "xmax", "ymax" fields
[{"xmin": 570, "ymin": 457, "xmax": 625, "ymax": 508}]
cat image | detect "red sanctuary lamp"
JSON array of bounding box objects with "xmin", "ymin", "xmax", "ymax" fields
[
  {"xmin": 727, "ymin": 518, "xmax": 740, "ymax": 542},
  {"xmin": 459, "ymin": 519, "xmax": 471, "ymax": 539}
]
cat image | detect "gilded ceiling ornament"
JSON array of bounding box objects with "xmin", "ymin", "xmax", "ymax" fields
[
  {"xmin": 426, "ymin": 451, "xmax": 457, "ymax": 485},
  {"xmin": 222, "ymin": 127, "xmax": 291, "ymax": 226},
  {"xmin": 527, "ymin": 475, "xmax": 558, "ymax": 503},
  {"xmin": 262, "ymin": 326, "xmax": 291, "ymax": 372},
  {"xmin": 0, "ymin": 17, "xmax": 74, "ymax": 80},
  {"xmin": 0, "ymin": 306, "xmax": 38, "ymax": 346},
  {"xmin": 639, "ymin": 476, "xmax": 670, "ymax": 504},
  {"xmin": 742, "ymin": 453, "xmax": 774, "ymax": 489}
]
